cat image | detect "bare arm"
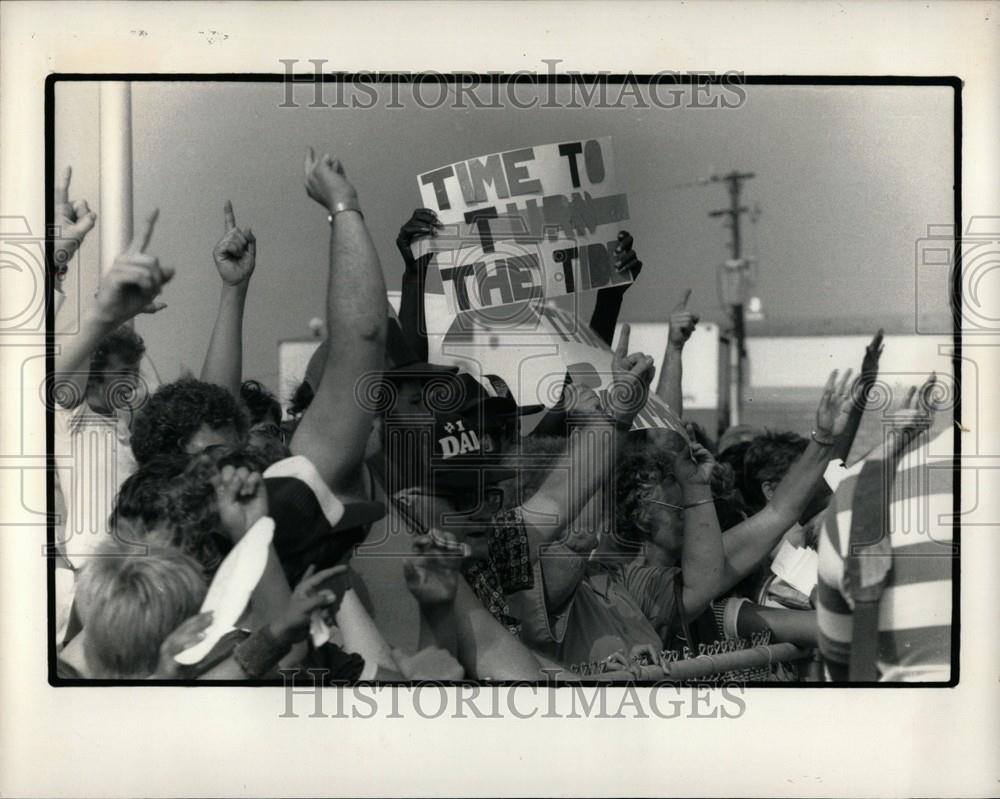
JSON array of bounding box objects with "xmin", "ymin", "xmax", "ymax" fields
[
  {"xmin": 396, "ymin": 208, "xmax": 441, "ymax": 363},
  {"xmin": 405, "ymin": 532, "xmax": 544, "ymax": 680},
  {"xmin": 588, "ymin": 231, "xmax": 641, "ymax": 346},
  {"xmin": 200, "ymin": 201, "xmax": 256, "ymax": 396},
  {"xmin": 521, "ymin": 326, "xmax": 655, "ymax": 544},
  {"xmin": 292, "ymin": 151, "xmax": 387, "ymax": 493},
  {"xmin": 53, "ymin": 210, "xmax": 171, "ymax": 408},
  {"xmin": 335, "ymin": 586, "xmax": 397, "ymax": 679},
  {"xmin": 735, "ymin": 603, "xmax": 818, "ymax": 648},
  {"xmin": 718, "ymin": 370, "xmax": 854, "ymax": 593},
  {"xmin": 654, "ymin": 290, "xmax": 697, "ymax": 418},
  {"xmin": 674, "ymin": 443, "xmax": 726, "ymax": 619}
]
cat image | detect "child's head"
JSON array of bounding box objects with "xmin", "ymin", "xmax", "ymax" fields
[{"xmin": 75, "ymin": 543, "xmax": 207, "ymax": 678}]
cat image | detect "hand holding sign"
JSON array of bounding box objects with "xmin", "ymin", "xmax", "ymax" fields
[
  {"xmin": 304, "ymin": 148, "xmax": 358, "ymax": 213},
  {"xmin": 614, "ymin": 231, "xmax": 643, "ymax": 281},
  {"xmin": 668, "ymin": 289, "xmax": 699, "ymax": 350},
  {"xmin": 94, "ymin": 209, "xmax": 173, "ymax": 323},
  {"xmin": 212, "ymin": 200, "xmax": 257, "ymax": 287},
  {"xmin": 397, "ymin": 208, "xmax": 443, "ymax": 275}
]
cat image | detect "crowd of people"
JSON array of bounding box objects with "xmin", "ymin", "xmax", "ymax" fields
[{"xmin": 48, "ymin": 152, "xmax": 952, "ymax": 683}]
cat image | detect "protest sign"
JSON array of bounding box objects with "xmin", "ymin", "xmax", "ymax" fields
[{"xmin": 414, "ymin": 138, "xmax": 632, "ymax": 314}]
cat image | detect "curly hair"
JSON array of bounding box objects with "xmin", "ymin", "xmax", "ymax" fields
[
  {"xmin": 240, "ymin": 379, "xmax": 282, "ymax": 427},
  {"xmin": 129, "ymin": 377, "xmax": 248, "ymax": 465},
  {"xmin": 112, "ymin": 452, "xmax": 191, "ymax": 531},
  {"xmin": 742, "ymin": 431, "xmax": 808, "ymax": 512},
  {"xmin": 89, "ymin": 326, "xmax": 145, "ymax": 382},
  {"xmin": 160, "ymin": 446, "xmax": 269, "ymax": 573},
  {"xmin": 612, "ymin": 435, "xmax": 676, "ymax": 552}
]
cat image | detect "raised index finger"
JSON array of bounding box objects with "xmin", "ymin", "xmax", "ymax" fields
[
  {"xmin": 615, "ymin": 323, "xmax": 631, "ymax": 360},
  {"xmin": 55, "ymin": 166, "xmax": 72, "ymax": 208},
  {"xmin": 223, "ymin": 200, "xmax": 236, "ymax": 232},
  {"xmin": 129, "ymin": 208, "xmax": 159, "ymax": 254},
  {"xmin": 673, "ymin": 289, "xmax": 692, "ymax": 312}
]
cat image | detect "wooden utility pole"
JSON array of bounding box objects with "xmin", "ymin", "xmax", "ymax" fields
[{"xmin": 708, "ymin": 170, "xmax": 755, "ymax": 429}]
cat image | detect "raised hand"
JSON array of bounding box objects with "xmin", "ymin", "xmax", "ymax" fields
[
  {"xmin": 154, "ymin": 611, "xmax": 213, "ymax": 678},
  {"xmin": 672, "ymin": 441, "xmax": 716, "ymax": 487},
  {"xmin": 608, "ymin": 324, "xmax": 655, "ymax": 428},
  {"xmin": 860, "ymin": 328, "xmax": 885, "ymax": 381},
  {"xmin": 212, "ymin": 201, "xmax": 257, "ymax": 286},
  {"xmin": 52, "ymin": 166, "xmax": 97, "ymax": 276},
  {"xmin": 212, "ymin": 463, "xmax": 268, "ymax": 542},
  {"xmin": 269, "ymin": 564, "xmax": 348, "ymax": 645},
  {"xmin": 668, "ymin": 289, "xmax": 699, "ymax": 350},
  {"xmin": 396, "ymin": 208, "xmax": 443, "ymax": 275},
  {"xmin": 895, "ymin": 373, "xmax": 938, "ymax": 437},
  {"xmin": 613, "ymin": 230, "xmax": 643, "ymax": 280},
  {"xmin": 304, "ymin": 148, "xmax": 359, "ymax": 213},
  {"xmin": 815, "ymin": 368, "xmax": 855, "ymax": 441},
  {"xmin": 94, "ymin": 209, "xmax": 173, "ymax": 323},
  {"xmin": 403, "ymin": 530, "xmax": 465, "ymax": 607}
]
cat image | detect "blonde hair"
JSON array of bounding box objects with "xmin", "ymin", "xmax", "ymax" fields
[{"xmin": 76, "ymin": 542, "xmax": 207, "ymax": 678}]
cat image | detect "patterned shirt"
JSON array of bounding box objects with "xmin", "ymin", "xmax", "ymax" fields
[
  {"xmin": 463, "ymin": 506, "xmax": 534, "ymax": 635},
  {"xmin": 816, "ymin": 431, "xmax": 954, "ymax": 682}
]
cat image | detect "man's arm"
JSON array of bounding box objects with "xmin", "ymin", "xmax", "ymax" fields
[
  {"xmin": 832, "ymin": 329, "xmax": 884, "ymax": 465},
  {"xmin": 521, "ymin": 326, "xmax": 655, "ymax": 544},
  {"xmin": 292, "ymin": 150, "xmax": 387, "ymax": 493},
  {"xmin": 53, "ymin": 210, "xmax": 171, "ymax": 408},
  {"xmin": 718, "ymin": 370, "xmax": 854, "ymax": 593},
  {"xmin": 200, "ymin": 201, "xmax": 256, "ymax": 397},
  {"xmin": 654, "ymin": 290, "xmax": 698, "ymax": 418}
]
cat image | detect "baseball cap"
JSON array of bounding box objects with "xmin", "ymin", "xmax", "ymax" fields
[{"xmin": 426, "ymin": 396, "xmax": 520, "ymax": 492}]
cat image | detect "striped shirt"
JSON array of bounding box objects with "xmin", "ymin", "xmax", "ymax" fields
[{"xmin": 817, "ymin": 430, "xmax": 954, "ymax": 682}]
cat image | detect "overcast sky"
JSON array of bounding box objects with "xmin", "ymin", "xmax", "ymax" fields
[{"xmin": 57, "ymin": 80, "xmax": 954, "ymax": 393}]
